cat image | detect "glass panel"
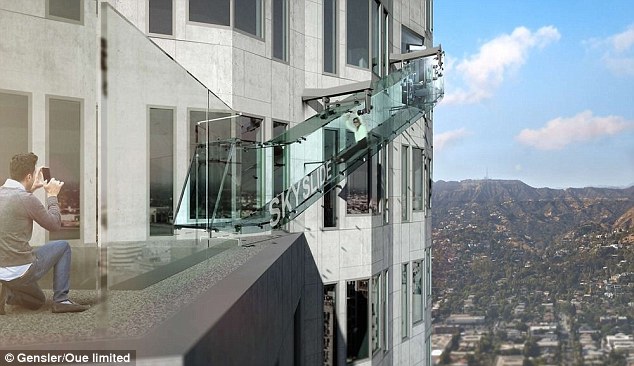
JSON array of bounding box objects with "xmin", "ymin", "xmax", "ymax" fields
[
  {"xmin": 346, "ymin": 0, "xmax": 369, "ymax": 68},
  {"xmin": 413, "ymin": 147, "xmax": 423, "ymax": 210},
  {"xmin": 401, "ymin": 263, "xmax": 409, "ymax": 339},
  {"xmin": 371, "ymin": 273, "xmax": 381, "ymax": 353},
  {"xmin": 273, "ymin": 0, "xmax": 287, "ymax": 60},
  {"xmin": 412, "ymin": 260, "xmax": 423, "ymax": 323},
  {"xmin": 149, "ymin": 0, "xmax": 173, "ymax": 35},
  {"xmin": 47, "ymin": 0, "xmax": 82, "ymax": 22},
  {"xmin": 189, "ymin": 0, "xmax": 230, "ymax": 26},
  {"xmin": 323, "ymin": 129, "xmax": 338, "ymax": 227},
  {"xmin": 104, "ymin": 2, "xmax": 234, "ymax": 291},
  {"xmin": 48, "ymin": 98, "xmax": 81, "ymax": 241},
  {"xmin": 149, "ymin": 107, "xmax": 174, "ymax": 236},
  {"xmin": 324, "ymin": 284, "xmax": 338, "ymax": 366},
  {"xmin": 401, "ymin": 145, "xmax": 409, "ymax": 221},
  {"xmin": 347, "ymin": 279, "xmax": 369, "ymax": 363},
  {"xmin": 0, "ymin": 92, "xmax": 29, "ymax": 184},
  {"xmin": 235, "ymin": 0, "xmax": 263, "ymax": 37},
  {"xmin": 323, "ymin": 0, "xmax": 337, "ymax": 73}
]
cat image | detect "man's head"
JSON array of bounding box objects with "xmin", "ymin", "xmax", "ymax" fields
[
  {"xmin": 10, "ymin": 153, "xmax": 38, "ymax": 189},
  {"xmin": 353, "ymin": 117, "xmax": 361, "ymax": 129}
]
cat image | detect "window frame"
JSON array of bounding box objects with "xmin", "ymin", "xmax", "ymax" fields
[
  {"xmin": 345, "ymin": 0, "xmax": 370, "ymax": 69},
  {"xmin": 147, "ymin": 0, "xmax": 175, "ymax": 37},
  {"xmin": 45, "ymin": 0, "xmax": 84, "ymax": 25},
  {"xmin": 272, "ymin": 0, "xmax": 289, "ymax": 62},
  {"xmin": 147, "ymin": 105, "xmax": 176, "ymax": 237},
  {"xmin": 323, "ymin": 0, "xmax": 338, "ymax": 75}
]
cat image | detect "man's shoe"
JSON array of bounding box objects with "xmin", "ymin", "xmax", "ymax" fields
[{"xmin": 52, "ymin": 300, "xmax": 89, "ymax": 313}]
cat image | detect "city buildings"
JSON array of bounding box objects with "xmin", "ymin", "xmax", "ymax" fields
[{"xmin": 0, "ymin": 0, "xmax": 442, "ymax": 364}]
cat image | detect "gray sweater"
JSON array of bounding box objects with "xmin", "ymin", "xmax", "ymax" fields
[{"xmin": 0, "ymin": 185, "xmax": 61, "ymax": 267}]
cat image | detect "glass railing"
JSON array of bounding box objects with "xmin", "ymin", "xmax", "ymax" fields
[{"xmin": 174, "ymin": 50, "xmax": 444, "ymax": 233}]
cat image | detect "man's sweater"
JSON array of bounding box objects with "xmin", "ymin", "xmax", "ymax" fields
[{"xmin": 0, "ymin": 185, "xmax": 61, "ymax": 267}]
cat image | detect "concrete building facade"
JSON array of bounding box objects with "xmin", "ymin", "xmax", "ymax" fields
[{"xmin": 0, "ymin": 0, "xmax": 440, "ymax": 365}]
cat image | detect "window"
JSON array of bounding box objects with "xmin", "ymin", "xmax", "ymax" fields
[
  {"xmin": 401, "ymin": 145, "xmax": 409, "ymax": 221},
  {"xmin": 324, "ymin": 284, "xmax": 338, "ymax": 365},
  {"xmin": 425, "ymin": 247, "xmax": 432, "ymax": 302},
  {"xmin": 48, "ymin": 98, "xmax": 82, "ymax": 241},
  {"xmin": 235, "ymin": 0, "xmax": 263, "ymax": 37},
  {"xmin": 382, "ymin": 269, "xmax": 388, "ymax": 351},
  {"xmin": 273, "ymin": 121, "xmax": 288, "ymax": 198},
  {"xmin": 149, "ymin": 107, "xmax": 174, "ymax": 236},
  {"xmin": 425, "ymin": 0, "xmax": 433, "ymax": 33},
  {"xmin": 401, "ymin": 25, "xmax": 424, "ymax": 53},
  {"xmin": 237, "ymin": 116, "xmax": 263, "ymax": 218},
  {"xmin": 347, "ymin": 279, "xmax": 369, "ymax": 362},
  {"xmin": 189, "ymin": 0, "xmax": 230, "ymax": 26},
  {"xmin": 413, "ymin": 147, "xmax": 423, "ymax": 210},
  {"xmin": 346, "ymin": 0, "xmax": 369, "ymax": 68},
  {"xmin": 323, "ymin": 0, "xmax": 337, "ymax": 73},
  {"xmin": 273, "ymin": 0, "xmax": 288, "ymax": 61},
  {"xmin": 401, "ymin": 263, "xmax": 409, "ymax": 339},
  {"xmin": 371, "ymin": 0, "xmax": 380, "ymax": 75},
  {"xmin": 188, "ymin": 110, "xmax": 232, "ymax": 220},
  {"xmin": 149, "ymin": 0, "xmax": 173, "ymax": 35},
  {"xmin": 323, "ymin": 129, "xmax": 339, "ymax": 227},
  {"xmin": 46, "ymin": 0, "xmax": 83, "ymax": 24},
  {"xmin": 371, "ymin": 273, "xmax": 381, "ymax": 353},
  {"xmin": 381, "ymin": 9, "xmax": 389, "ymax": 75},
  {"xmin": 426, "ymin": 156, "xmax": 432, "ymax": 211},
  {"xmin": 412, "ymin": 260, "xmax": 423, "ymax": 323},
  {"xmin": 346, "ymin": 131, "xmax": 369, "ymax": 214},
  {"xmin": 381, "ymin": 145, "xmax": 389, "ymax": 224},
  {"xmin": 0, "ymin": 91, "xmax": 29, "ymax": 184}
]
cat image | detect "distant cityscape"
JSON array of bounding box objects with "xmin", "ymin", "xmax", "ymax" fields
[{"xmin": 430, "ymin": 180, "xmax": 634, "ymax": 366}]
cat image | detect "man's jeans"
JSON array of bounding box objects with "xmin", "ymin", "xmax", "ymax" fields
[{"xmin": 4, "ymin": 240, "xmax": 71, "ymax": 309}]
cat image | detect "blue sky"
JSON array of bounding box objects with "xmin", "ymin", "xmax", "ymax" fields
[{"xmin": 433, "ymin": 0, "xmax": 634, "ymax": 188}]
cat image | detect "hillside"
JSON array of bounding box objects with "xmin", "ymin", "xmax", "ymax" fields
[{"xmin": 432, "ymin": 179, "xmax": 634, "ymax": 249}]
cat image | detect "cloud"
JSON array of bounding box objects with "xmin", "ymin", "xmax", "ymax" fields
[
  {"xmin": 516, "ymin": 110, "xmax": 634, "ymax": 150},
  {"xmin": 435, "ymin": 128, "xmax": 471, "ymax": 151},
  {"xmin": 442, "ymin": 26, "xmax": 561, "ymax": 105},
  {"xmin": 585, "ymin": 24, "xmax": 634, "ymax": 76}
]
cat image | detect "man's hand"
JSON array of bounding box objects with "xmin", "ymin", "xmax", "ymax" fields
[
  {"xmin": 30, "ymin": 167, "xmax": 45, "ymax": 192},
  {"xmin": 44, "ymin": 178, "xmax": 64, "ymax": 197}
]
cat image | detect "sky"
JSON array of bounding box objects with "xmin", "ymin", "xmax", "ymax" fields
[{"xmin": 433, "ymin": 0, "xmax": 634, "ymax": 188}]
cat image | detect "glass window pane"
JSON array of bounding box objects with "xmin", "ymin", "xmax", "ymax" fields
[
  {"xmin": 412, "ymin": 260, "xmax": 423, "ymax": 323},
  {"xmin": 324, "ymin": 0, "xmax": 337, "ymax": 73},
  {"xmin": 401, "ymin": 145, "xmax": 409, "ymax": 221},
  {"xmin": 413, "ymin": 147, "xmax": 423, "ymax": 210},
  {"xmin": 323, "ymin": 129, "xmax": 338, "ymax": 227},
  {"xmin": 273, "ymin": 0, "xmax": 288, "ymax": 60},
  {"xmin": 47, "ymin": 0, "xmax": 82, "ymax": 22},
  {"xmin": 189, "ymin": 0, "xmax": 230, "ymax": 26},
  {"xmin": 235, "ymin": 0, "xmax": 263, "ymax": 37},
  {"xmin": 149, "ymin": 108, "xmax": 174, "ymax": 236},
  {"xmin": 0, "ymin": 92, "xmax": 29, "ymax": 184},
  {"xmin": 324, "ymin": 284, "xmax": 338, "ymax": 365},
  {"xmin": 346, "ymin": 0, "xmax": 369, "ymax": 68},
  {"xmin": 347, "ymin": 279, "xmax": 369, "ymax": 362},
  {"xmin": 381, "ymin": 270, "xmax": 388, "ymax": 350},
  {"xmin": 371, "ymin": 273, "xmax": 381, "ymax": 353},
  {"xmin": 49, "ymin": 98, "xmax": 81, "ymax": 241},
  {"xmin": 238, "ymin": 116, "xmax": 262, "ymax": 218},
  {"xmin": 371, "ymin": 1, "xmax": 380, "ymax": 75},
  {"xmin": 149, "ymin": 0, "xmax": 173, "ymax": 35},
  {"xmin": 273, "ymin": 121, "xmax": 287, "ymax": 198},
  {"xmin": 401, "ymin": 25, "xmax": 424, "ymax": 53},
  {"xmin": 346, "ymin": 131, "xmax": 369, "ymax": 214},
  {"xmin": 402, "ymin": 263, "xmax": 409, "ymax": 339}
]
